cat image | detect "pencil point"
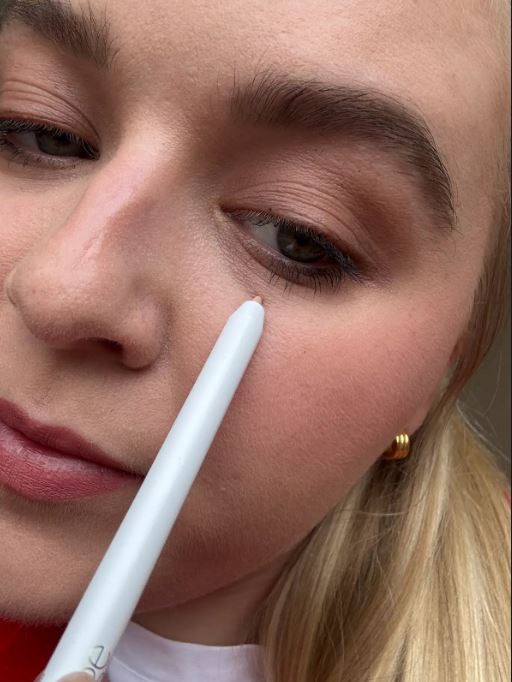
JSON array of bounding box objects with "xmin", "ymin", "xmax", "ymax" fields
[{"xmin": 253, "ymin": 295, "xmax": 263, "ymax": 305}]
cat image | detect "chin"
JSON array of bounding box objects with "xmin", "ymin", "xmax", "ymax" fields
[{"xmin": 0, "ymin": 571, "xmax": 88, "ymax": 627}]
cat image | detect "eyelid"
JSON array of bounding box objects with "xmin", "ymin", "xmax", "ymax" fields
[{"xmin": 0, "ymin": 105, "xmax": 99, "ymax": 142}]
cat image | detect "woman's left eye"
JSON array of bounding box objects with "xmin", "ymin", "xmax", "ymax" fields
[{"xmin": 228, "ymin": 209, "xmax": 366, "ymax": 295}]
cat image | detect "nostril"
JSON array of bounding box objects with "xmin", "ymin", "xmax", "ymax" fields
[
  {"xmin": 4, "ymin": 272, "xmax": 17, "ymax": 307},
  {"xmin": 98, "ymin": 338, "xmax": 123, "ymax": 351},
  {"xmin": 81, "ymin": 337, "xmax": 122, "ymax": 353}
]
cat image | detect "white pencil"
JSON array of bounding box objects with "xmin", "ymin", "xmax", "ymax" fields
[{"xmin": 40, "ymin": 297, "xmax": 265, "ymax": 681}]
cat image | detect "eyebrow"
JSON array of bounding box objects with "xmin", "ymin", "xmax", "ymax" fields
[
  {"xmin": 0, "ymin": 1, "xmax": 456, "ymax": 231},
  {"xmin": 231, "ymin": 71, "xmax": 457, "ymax": 230},
  {"xmin": 0, "ymin": 0, "xmax": 117, "ymax": 69}
]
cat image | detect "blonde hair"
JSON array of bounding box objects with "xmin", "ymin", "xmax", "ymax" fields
[{"xmin": 253, "ymin": 8, "xmax": 511, "ymax": 681}]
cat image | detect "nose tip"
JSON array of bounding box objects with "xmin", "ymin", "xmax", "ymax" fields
[{"xmin": 4, "ymin": 262, "xmax": 163, "ymax": 370}]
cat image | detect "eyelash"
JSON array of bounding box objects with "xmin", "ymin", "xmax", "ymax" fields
[
  {"xmin": 0, "ymin": 117, "xmax": 366, "ymax": 295},
  {"xmin": 0, "ymin": 118, "xmax": 99, "ymax": 168},
  {"xmin": 229, "ymin": 209, "xmax": 366, "ymax": 295}
]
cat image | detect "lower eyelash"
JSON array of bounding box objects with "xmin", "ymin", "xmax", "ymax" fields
[
  {"xmin": 264, "ymin": 250, "xmax": 346, "ymax": 295},
  {"xmin": 0, "ymin": 136, "xmax": 40, "ymax": 168},
  {"xmin": 0, "ymin": 133, "xmax": 77, "ymax": 170}
]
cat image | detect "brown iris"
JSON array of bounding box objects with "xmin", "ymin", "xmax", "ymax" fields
[{"xmin": 277, "ymin": 224, "xmax": 326, "ymax": 263}]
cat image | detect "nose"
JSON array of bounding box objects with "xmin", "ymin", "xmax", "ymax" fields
[{"xmin": 4, "ymin": 157, "xmax": 167, "ymax": 370}]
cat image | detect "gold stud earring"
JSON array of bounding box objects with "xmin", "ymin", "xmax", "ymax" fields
[{"xmin": 382, "ymin": 433, "xmax": 410, "ymax": 460}]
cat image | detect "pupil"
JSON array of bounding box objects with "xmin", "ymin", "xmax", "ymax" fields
[{"xmin": 277, "ymin": 225, "xmax": 325, "ymax": 263}]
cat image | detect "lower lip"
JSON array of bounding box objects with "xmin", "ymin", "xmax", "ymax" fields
[{"xmin": 0, "ymin": 420, "xmax": 141, "ymax": 502}]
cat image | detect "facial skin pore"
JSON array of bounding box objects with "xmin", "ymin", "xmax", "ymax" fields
[{"xmin": 0, "ymin": 0, "xmax": 507, "ymax": 645}]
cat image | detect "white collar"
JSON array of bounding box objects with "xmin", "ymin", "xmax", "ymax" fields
[{"xmin": 111, "ymin": 621, "xmax": 264, "ymax": 682}]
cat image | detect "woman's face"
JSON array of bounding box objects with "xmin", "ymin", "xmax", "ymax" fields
[{"xmin": 0, "ymin": 0, "xmax": 506, "ymax": 623}]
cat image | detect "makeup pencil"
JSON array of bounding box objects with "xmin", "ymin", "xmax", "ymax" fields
[{"xmin": 40, "ymin": 296, "xmax": 265, "ymax": 681}]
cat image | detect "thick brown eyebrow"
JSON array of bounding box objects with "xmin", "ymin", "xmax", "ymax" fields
[
  {"xmin": 231, "ymin": 70, "xmax": 457, "ymax": 231},
  {"xmin": 0, "ymin": 0, "xmax": 118, "ymax": 69}
]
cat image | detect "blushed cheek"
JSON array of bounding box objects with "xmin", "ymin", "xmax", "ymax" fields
[{"xmin": 217, "ymin": 300, "xmax": 458, "ymax": 522}]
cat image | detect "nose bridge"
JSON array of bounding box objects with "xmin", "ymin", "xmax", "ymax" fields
[
  {"xmin": 55, "ymin": 147, "xmax": 168, "ymax": 272},
  {"xmin": 91, "ymin": 127, "xmax": 193, "ymax": 256},
  {"xmin": 5, "ymin": 150, "xmax": 170, "ymax": 367}
]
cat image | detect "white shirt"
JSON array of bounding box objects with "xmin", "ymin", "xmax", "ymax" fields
[{"xmin": 109, "ymin": 621, "xmax": 264, "ymax": 682}]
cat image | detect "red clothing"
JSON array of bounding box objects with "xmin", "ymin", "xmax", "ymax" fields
[{"xmin": 0, "ymin": 618, "xmax": 65, "ymax": 682}]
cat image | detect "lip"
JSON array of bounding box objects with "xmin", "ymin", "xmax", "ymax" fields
[{"xmin": 0, "ymin": 398, "xmax": 143, "ymax": 502}]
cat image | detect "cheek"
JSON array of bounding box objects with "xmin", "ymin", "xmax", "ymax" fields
[
  {"xmin": 205, "ymin": 297, "xmax": 458, "ymax": 529},
  {"xmin": 143, "ymin": 293, "xmax": 458, "ymax": 609}
]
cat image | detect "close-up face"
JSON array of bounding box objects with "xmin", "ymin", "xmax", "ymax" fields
[{"xmin": 0, "ymin": 0, "xmax": 507, "ymax": 626}]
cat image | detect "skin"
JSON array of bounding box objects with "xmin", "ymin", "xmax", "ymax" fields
[{"xmin": 0, "ymin": 1, "xmax": 507, "ymax": 671}]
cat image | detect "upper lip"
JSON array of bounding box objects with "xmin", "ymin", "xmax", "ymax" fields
[{"xmin": 0, "ymin": 398, "xmax": 140, "ymax": 476}]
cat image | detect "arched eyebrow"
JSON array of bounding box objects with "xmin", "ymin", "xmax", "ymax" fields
[
  {"xmin": 0, "ymin": 0, "xmax": 457, "ymax": 231},
  {"xmin": 0, "ymin": 0, "xmax": 118, "ymax": 70},
  {"xmin": 231, "ymin": 71, "xmax": 457, "ymax": 231}
]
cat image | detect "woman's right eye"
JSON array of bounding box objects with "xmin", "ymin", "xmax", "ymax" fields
[
  {"xmin": 0, "ymin": 118, "xmax": 99, "ymax": 167},
  {"xmin": 15, "ymin": 128, "xmax": 88, "ymax": 158}
]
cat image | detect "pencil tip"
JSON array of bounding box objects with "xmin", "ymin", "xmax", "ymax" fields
[{"xmin": 252, "ymin": 295, "xmax": 263, "ymax": 305}]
